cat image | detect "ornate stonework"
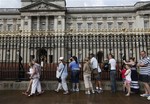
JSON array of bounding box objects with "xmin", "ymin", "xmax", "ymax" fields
[{"xmin": 25, "ymin": 3, "xmax": 59, "ymax": 10}]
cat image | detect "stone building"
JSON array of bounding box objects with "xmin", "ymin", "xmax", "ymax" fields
[
  {"xmin": 0, "ymin": 0, "xmax": 150, "ymax": 63},
  {"xmin": 0, "ymin": 0, "xmax": 150, "ymax": 33}
]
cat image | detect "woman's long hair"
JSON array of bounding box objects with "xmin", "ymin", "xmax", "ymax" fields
[{"xmin": 72, "ymin": 56, "xmax": 78, "ymax": 64}]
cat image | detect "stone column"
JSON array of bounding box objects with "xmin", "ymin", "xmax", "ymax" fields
[
  {"xmin": 61, "ymin": 16, "xmax": 65, "ymax": 32},
  {"xmin": 46, "ymin": 16, "xmax": 49, "ymax": 31},
  {"xmin": 13, "ymin": 18, "xmax": 17, "ymax": 31},
  {"xmin": 20, "ymin": 16, "xmax": 25, "ymax": 33},
  {"xmin": 54, "ymin": 16, "xmax": 58, "ymax": 31},
  {"xmin": 37, "ymin": 16, "xmax": 40, "ymax": 31},
  {"xmin": 82, "ymin": 17, "xmax": 87, "ymax": 30},
  {"xmin": 28, "ymin": 16, "xmax": 32, "ymax": 32},
  {"xmin": 149, "ymin": 15, "xmax": 150, "ymax": 29}
]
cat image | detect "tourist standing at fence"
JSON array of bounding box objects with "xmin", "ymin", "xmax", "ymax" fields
[
  {"xmin": 119, "ymin": 65, "xmax": 126, "ymax": 92},
  {"xmin": 90, "ymin": 53, "xmax": 103, "ymax": 93},
  {"xmin": 83, "ymin": 57, "xmax": 95, "ymax": 94},
  {"xmin": 108, "ymin": 54, "xmax": 117, "ymax": 93},
  {"xmin": 69, "ymin": 56, "xmax": 80, "ymax": 92},
  {"xmin": 55, "ymin": 57, "xmax": 69, "ymax": 95},
  {"xmin": 137, "ymin": 51, "xmax": 150, "ymax": 98},
  {"xmin": 124, "ymin": 64, "xmax": 131, "ymax": 96},
  {"xmin": 28, "ymin": 59, "xmax": 42, "ymax": 97},
  {"xmin": 148, "ymin": 59, "xmax": 150, "ymax": 100},
  {"xmin": 124, "ymin": 57, "xmax": 139, "ymax": 94}
]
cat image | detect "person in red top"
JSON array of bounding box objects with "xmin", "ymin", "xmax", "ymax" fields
[{"xmin": 119, "ymin": 65, "xmax": 126, "ymax": 92}]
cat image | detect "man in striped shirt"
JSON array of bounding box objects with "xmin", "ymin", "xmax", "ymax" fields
[{"xmin": 137, "ymin": 51, "xmax": 150, "ymax": 98}]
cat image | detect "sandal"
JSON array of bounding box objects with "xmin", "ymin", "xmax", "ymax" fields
[{"xmin": 22, "ymin": 91, "xmax": 28, "ymax": 96}]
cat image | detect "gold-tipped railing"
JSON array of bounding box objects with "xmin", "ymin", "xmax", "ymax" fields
[{"xmin": 1, "ymin": 28, "xmax": 150, "ymax": 36}]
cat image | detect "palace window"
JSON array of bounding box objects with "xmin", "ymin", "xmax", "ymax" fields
[
  {"xmin": 118, "ymin": 22, "xmax": 123, "ymax": 29},
  {"xmin": 58, "ymin": 21, "xmax": 61, "ymax": 25},
  {"xmin": 108, "ymin": 22, "xmax": 113, "ymax": 29},
  {"xmin": 66, "ymin": 23, "xmax": 72, "ymax": 30},
  {"xmin": 49, "ymin": 23, "xmax": 54, "ymax": 30},
  {"xmin": 97, "ymin": 23, "xmax": 102, "ymax": 29},
  {"xmin": 7, "ymin": 24, "xmax": 13, "ymax": 31},
  {"xmin": 49, "ymin": 17, "xmax": 54, "ymax": 30},
  {"xmin": 88, "ymin": 23, "xmax": 92, "ymax": 30},
  {"xmin": 0, "ymin": 24, "xmax": 3, "ymax": 31},
  {"xmin": 32, "ymin": 17, "xmax": 37, "ymax": 30},
  {"xmin": 128, "ymin": 22, "xmax": 133, "ymax": 29},
  {"xmin": 40, "ymin": 22, "xmax": 46, "ymax": 30},
  {"xmin": 40, "ymin": 17, "xmax": 46, "ymax": 30},
  {"xmin": 32, "ymin": 22, "xmax": 37, "ymax": 30},
  {"xmin": 24, "ymin": 22, "xmax": 28, "ymax": 25},
  {"xmin": 77, "ymin": 23, "xmax": 82, "ymax": 31},
  {"xmin": 144, "ymin": 20, "xmax": 149, "ymax": 29},
  {"xmin": 17, "ymin": 24, "xmax": 21, "ymax": 30}
]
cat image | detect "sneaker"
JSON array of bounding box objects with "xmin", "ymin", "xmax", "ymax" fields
[
  {"xmin": 100, "ymin": 89, "xmax": 103, "ymax": 93},
  {"xmin": 147, "ymin": 96, "xmax": 150, "ymax": 100},
  {"xmin": 95, "ymin": 89, "xmax": 101, "ymax": 94},
  {"xmin": 41, "ymin": 90, "xmax": 44, "ymax": 94},
  {"xmin": 36, "ymin": 90, "xmax": 44, "ymax": 96},
  {"xmin": 99, "ymin": 88, "xmax": 103, "ymax": 92},
  {"xmin": 28, "ymin": 94, "xmax": 34, "ymax": 97},
  {"xmin": 63, "ymin": 91, "xmax": 69, "ymax": 95},
  {"xmin": 125, "ymin": 93, "xmax": 130, "ymax": 96},
  {"xmin": 85, "ymin": 91, "xmax": 90, "ymax": 95},
  {"xmin": 92, "ymin": 90, "xmax": 95, "ymax": 94},
  {"xmin": 140, "ymin": 94, "xmax": 149, "ymax": 97},
  {"xmin": 72, "ymin": 89, "xmax": 76, "ymax": 92},
  {"xmin": 36, "ymin": 93, "xmax": 41, "ymax": 96},
  {"xmin": 76, "ymin": 88, "xmax": 79, "ymax": 92},
  {"xmin": 54, "ymin": 89, "xmax": 59, "ymax": 93}
]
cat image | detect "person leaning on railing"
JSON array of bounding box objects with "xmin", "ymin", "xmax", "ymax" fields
[
  {"xmin": 108, "ymin": 54, "xmax": 117, "ymax": 93},
  {"xmin": 137, "ymin": 51, "xmax": 150, "ymax": 99}
]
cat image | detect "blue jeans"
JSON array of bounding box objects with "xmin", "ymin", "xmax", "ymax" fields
[{"xmin": 110, "ymin": 70, "xmax": 117, "ymax": 92}]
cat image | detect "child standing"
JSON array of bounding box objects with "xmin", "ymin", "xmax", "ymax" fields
[
  {"xmin": 124, "ymin": 64, "xmax": 131, "ymax": 96},
  {"xmin": 119, "ymin": 66, "xmax": 126, "ymax": 92}
]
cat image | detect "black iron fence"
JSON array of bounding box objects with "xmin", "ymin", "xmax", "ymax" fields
[{"xmin": 0, "ymin": 32, "xmax": 150, "ymax": 81}]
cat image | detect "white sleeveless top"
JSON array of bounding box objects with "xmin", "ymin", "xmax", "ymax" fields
[{"xmin": 125, "ymin": 69, "xmax": 131, "ymax": 81}]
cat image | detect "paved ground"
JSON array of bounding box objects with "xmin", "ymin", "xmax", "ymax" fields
[{"xmin": 0, "ymin": 90, "xmax": 149, "ymax": 104}]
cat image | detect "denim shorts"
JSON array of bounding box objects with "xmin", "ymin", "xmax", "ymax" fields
[
  {"xmin": 139, "ymin": 74, "xmax": 149, "ymax": 83},
  {"xmin": 94, "ymin": 72, "xmax": 101, "ymax": 81}
]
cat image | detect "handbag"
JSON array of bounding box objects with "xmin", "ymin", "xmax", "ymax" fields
[
  {"xmin": 57, "ymin": 64, "xmax": 65, "ymax": 83},
  {"xmin": 57, "ymin": 77, "xmax": 62, "ymax": 83},
  {"xmin": 92, "ymin": 68, "xmax": 99, "ymax": 75},
  {"xmin": 103, "ymin": 60, "xmax": 110, "ymax": 71}
]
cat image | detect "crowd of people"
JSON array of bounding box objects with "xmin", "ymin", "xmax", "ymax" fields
[{"xmin": 22, "ymin": 51, "xmax": 150, "ymax": 101}]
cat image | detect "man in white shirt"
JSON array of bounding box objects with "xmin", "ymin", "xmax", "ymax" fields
[
  {"xmin": 90, "ymin": 53, "xmax": 103, "ymax": 93},
  {"xmin": 108, "ymin": 54, "xmax": 117, "ymax": 93}
]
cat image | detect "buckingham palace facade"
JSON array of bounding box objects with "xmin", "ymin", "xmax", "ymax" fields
[
  {"xmin": 0, "ymin": 0, "xmax": 150, "ymax": 64},
  {"xmin": 0, "ymin": 0, "xmax": 150, "ymax": 33}
]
